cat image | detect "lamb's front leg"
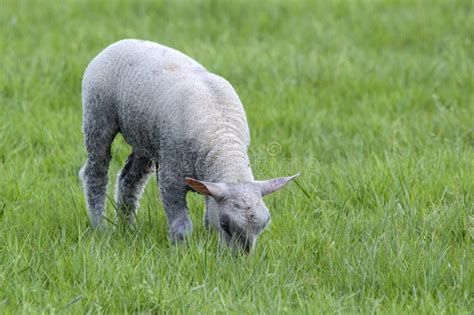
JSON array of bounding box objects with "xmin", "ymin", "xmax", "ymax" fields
[{"xmin": 158, "ymin": 170, "xmax": 193, "ymax": 244}]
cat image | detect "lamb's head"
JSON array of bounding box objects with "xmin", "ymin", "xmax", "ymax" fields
[{"xmin": 185, "ymin": 174, "xmax": 299, "ymax": 254}]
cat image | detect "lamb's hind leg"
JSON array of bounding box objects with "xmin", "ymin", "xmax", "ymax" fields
[
  {"xmin": 115, "ymin": 152, "xmax": 155, "ymax": 225},
  {"xmin": 79, "ymin": 114, "xmax": 117, "ymax": 228}
]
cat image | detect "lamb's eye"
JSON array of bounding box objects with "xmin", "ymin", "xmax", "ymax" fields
[{"xmin": 233, "ymin": 203, "xmax": 240, "ymax": 208}]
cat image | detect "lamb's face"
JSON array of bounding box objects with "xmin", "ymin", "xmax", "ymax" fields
[
  {"xmin": 205, "ymin": 184, "xmax": 271, "ymax": 254},
  {"xmin": 185, "ymin": 174, "xmax": 299, "ymax": 254}
]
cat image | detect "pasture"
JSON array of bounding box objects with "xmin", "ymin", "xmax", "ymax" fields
[{"xmin": 0, "ymin": 0, "xmax": 473, "ymax": 313}]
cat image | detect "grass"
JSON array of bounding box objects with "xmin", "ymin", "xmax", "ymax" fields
[{"xmin": 0, "ymin": 0, "xmax": 473, "ymax": 313}]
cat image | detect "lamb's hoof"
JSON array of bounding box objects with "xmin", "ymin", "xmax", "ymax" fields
[
  {"xmin": 115, "ymin": 212, "xmax": 137, "ymax": 230},
  {"xmin": 90, "ymin": 214, "xmax": 106, "ymax": 230},
  {"xmin": 169, "ymin": 218, "xmax": 193, "ymax": 244}
]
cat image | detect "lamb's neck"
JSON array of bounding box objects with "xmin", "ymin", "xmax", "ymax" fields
[{"xmin": 199, "ymin": 137, "xmax": 254, "ymax": 183}]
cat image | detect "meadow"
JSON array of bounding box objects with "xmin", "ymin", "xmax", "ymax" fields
[{"xmin": 0, "ymin": 0, "xmax": 473, "ymax": 313}]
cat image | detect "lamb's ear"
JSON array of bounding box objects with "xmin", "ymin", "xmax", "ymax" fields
[
  {"xmin": 256, "ymin": 173, "xmax": 300, "ymax": 197},
  {"xmin": 185, "ymin": 177, "xmax": 227, "ymax": 200}
]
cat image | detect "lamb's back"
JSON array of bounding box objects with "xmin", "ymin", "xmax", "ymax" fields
[
  {"xmin": 83, "ymin": 39, "xmax": 206, "ymax": 105},
  {"xmin": 82, "ymin": 39, "xmax": 249, "ymax": 161}
]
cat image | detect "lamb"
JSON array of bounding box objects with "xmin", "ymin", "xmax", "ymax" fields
[{"xmin": 79, "ymin": 39, "xmax": 298, "ymax": 253}]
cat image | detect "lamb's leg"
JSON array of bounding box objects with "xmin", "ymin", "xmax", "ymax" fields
[
  {"xmin": 79, "ymin": 129, "xmax": 116, "ymax": 228},
  {"xmin": 115, "ymin": 152, "xmax": 155, "ymax": 225},
  {"xmin": 79, "ymin": 96, "xmax": 117, "ymax": 228},
  {"xmin": 158, "ymin": 168, "xmax": 193, "ymax": 244}
]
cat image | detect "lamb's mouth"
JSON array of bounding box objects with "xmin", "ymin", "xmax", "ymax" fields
[{"xmin": 220, "ymin": 231, "xmax": 255, "ymax": 254}]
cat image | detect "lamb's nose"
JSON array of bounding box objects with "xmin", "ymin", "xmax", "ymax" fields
[
  {"xmin": 242, "ymin": 239, "xmax": 254, "ymax": 254},
  {"xmin": 243, "ymin": 243, "xmax": 252, "ymax": 254}
]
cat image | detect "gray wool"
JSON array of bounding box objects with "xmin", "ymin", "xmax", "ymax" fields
[{"xmin": 79, "ymin": 39, "xmax": 297, "ymax": 251}]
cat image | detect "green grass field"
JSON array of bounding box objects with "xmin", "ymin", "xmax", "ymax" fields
[{"xmin": 1, "ymin": 0, "xmax": 473, "ymax": 313}]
